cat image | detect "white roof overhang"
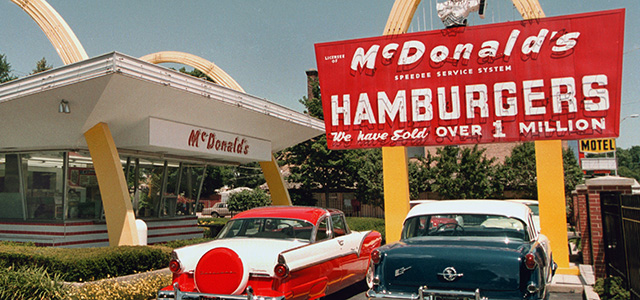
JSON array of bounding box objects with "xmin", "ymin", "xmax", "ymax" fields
[{"xmin": 0, "ymin": 52, "xmax": 325, "ymax": 165}]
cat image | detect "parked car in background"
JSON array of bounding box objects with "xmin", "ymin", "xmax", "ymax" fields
[
  {"xmin": 202, "ymin": 202, "xmax": 232, "ymax": 218},
  {"xmin": 367, "ymin": 200, "xmax": 556, "ymax": 300},
  {"xmin": 158, "ymin": 206, "xmax": 382, "ymax": 300}
]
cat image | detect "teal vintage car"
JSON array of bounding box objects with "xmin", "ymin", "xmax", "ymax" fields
[{"xmin": 367, "ymin": 200, "xmax": 556, "ymax": 300}]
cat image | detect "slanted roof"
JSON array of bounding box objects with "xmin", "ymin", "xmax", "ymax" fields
[{"xmin": 0, "ymin": 52, "xmax": 324, "ymax": 164}]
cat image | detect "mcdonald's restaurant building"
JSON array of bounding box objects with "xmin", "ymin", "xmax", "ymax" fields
[{"xmin": 0, "ymin": 52, "xmax": 324, "ymax": 247}]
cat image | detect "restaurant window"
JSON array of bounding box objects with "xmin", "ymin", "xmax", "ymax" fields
[
  {"xmin": 128, "ymin": 158, "xmax": 204, "ymax": 218},
  {"xmin": 67, "ymin": 151, "xmax": 102, "ymax": 220},
  {"xmin": 0, "ymin": 152, "xmax": 66, "ymax": 220}
]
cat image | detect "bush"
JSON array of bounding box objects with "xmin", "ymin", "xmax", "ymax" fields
[
  {"xmin": 0, "ymin": 243, "xmax": 171, "ymax": 282},
  {"xmin": 156, "ymin": 238, "xmax": 212, "ymax": 249},
  {"xmin": 594, "ymin": 276, "xmax": 630, "ymax": 300},
  {"xmin": 0, "ymin": 265, "xmax": 68, "ymax": 300},
  {"xmin": 347, "ymin": 217, "xmax": 386, "ymax": 243},
  {"xmin": 227, "ymin": 189, "xmax": 271, "ymax": 212},
  {"xmin": 198, "ymin": 217, "xmax": 231, "ymax": 238}
]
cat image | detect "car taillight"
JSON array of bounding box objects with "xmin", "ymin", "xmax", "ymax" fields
[
  {"xmin": 274, "ymin": 263, "xmax": 289, "ymax": 278},
  {"xmin": 371, "ymin": 249, "xmax": 381, "ymax": 264},
  {"xmin": 524, "ymin": 253, "xmax": 536, "ymax": 270},
  {"xmin": 169, "ymin": 259, "xmax": 182, "ymax": 274}
]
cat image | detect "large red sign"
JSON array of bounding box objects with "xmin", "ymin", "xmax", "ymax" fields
[{"xmin": 315, "ymin": 9, "xmax": 625, "ymax": 149}]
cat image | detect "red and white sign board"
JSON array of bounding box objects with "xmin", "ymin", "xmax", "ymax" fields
[
  {"xmin": 148, "ymin": 118, "xmax": 272, "ymax": 161},
  {"xmin": 315, "ymin": 9, "xmax": 625, "ymax": 149}
]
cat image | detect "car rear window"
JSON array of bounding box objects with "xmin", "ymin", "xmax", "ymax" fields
[
  {"xmin": 217, "ymin": 218, "xmax": 314, "ymax": 241},
  {"xmin": 402, "ymin": 214, "xmax": 528, "ymax": 240}
]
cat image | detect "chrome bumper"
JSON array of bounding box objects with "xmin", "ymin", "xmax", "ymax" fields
[
  {"xmin": 157, "ymin": 283, "xmax": 286, "ymax": 300},
  {"xmin": 367, "ymin": 287, "xmax": 486, "ymax": 300}
]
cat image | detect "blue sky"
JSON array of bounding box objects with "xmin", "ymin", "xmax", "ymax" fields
[{"xmin": 1, "ymin": 0, "xmax": 639, "ymax": 147}]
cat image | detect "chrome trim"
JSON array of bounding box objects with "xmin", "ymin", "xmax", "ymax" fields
[
  {"xmin": 366, "ymin": 287, "xmax": 488, "ymax": 300},
  {"xmin": 437, "ymin": 267, "xmax": 464, "ymax": 282},
  {"xmin": 419, "ymin": 287, "xmax": 486, "ymax": 300},
  {"xmin": 157, "ymin": 283, "xmax": 286, "ymax": 300},
  {"xmin": 394, "ymin": 266, "xmax": 412, "ymax": 277}
]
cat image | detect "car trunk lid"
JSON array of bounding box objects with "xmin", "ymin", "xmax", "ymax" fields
[{"xmin": 379, "ymin": 238, "xmax": 524, "ymax": 293}]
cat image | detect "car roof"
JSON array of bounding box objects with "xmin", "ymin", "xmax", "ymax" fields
[
  {"xmin": 507, "ymin": 199, "xmax": 538, "ymax": 206},
  {"xmin": 406, "ymin": 200, "xmax": 532, "ymax": 223},
  {"xmin": 231, "ymin": 206, "xmax": 336, "ymax": 225}
]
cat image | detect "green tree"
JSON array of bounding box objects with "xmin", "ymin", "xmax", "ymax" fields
[
  {"xmin": 563, "ymin": 147, "xmax": 584, "ymax": 196},
  {"xmin": 408, "ymin": 154, "xmax": 434, "ymax": 199},
  {"xmin": 228, "ymin": 163, "xmax": 266, "ymax": 188},
  {"xmin": 199, "ymin": 166, "xmax": 236, "ymax": 199},
  {"xmin": 616, "ymin": 146, "xmax": 640, "ymax": 181},
  {"xmin": 502, "ymin": 142, "xmax": 584, "ymax": 199},
  {"xmin": 284, "ymin": 134, "xmax": 362, "ymax": 206},
  {"xmin": 354, "ymin": 148, "xmax": 383, "ymax": 208},
  {"xmin": 430, "ymin": 145, "xmax": 500, "ymax": 199},
  {"xmin": 178, "ymin": 66, "xmax": 215, "ymax": 83},
  {"xmin": 227, "ymin": 189, "xmax": 271, "ymax": 212},
  {"xmin": 503, "ymin": 142, "xmax": 538, "ymax": 198},
  {"xmin": 0, "ymin": 54, "xmax": 17, "ymax": 83},
  {"xmin": 283, "ymin": 77, "xmax": 363, "ymax": 205},
  {"xmin": 31, "ymin": 57, "xmax": 52, "ymax": 74}
]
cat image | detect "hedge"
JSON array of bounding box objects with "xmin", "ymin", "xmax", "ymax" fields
[{"xmin": 0, "ymin": 242, "xmax": 171, "ymax": 282}]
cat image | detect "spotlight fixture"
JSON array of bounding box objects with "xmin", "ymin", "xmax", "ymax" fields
[{"xmin": 58, "ymin": 99, "xmax": 70, "ymax": 114}]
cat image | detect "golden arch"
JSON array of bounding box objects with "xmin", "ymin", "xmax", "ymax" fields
[
  {"xmin": 11, "ymin": 0, "xmax": 88, "ymax": 64},
  {"xmin": 140, "ymin": 51, "xmax": 245, "ymax": 93}
]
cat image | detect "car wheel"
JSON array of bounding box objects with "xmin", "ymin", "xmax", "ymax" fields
[
  {"xmin": 366, "ymin": 259, "xmax": 375, "ymax": 289},
  {"xmin": 212, "ymin": 212, "xmax": 220, "ymax": 218}
]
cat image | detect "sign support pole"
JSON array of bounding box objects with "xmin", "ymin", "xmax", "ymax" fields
[
  {"xmin": 381, "ymin": 0, "xmax": 421, "ymax": 243},
  {"xmin": 513, "ymin": 0, "xmax": 580, "ymax": 275},
  {"xmin": 535, "ymin": 141, "xmax": 577, "ymax": 275}
]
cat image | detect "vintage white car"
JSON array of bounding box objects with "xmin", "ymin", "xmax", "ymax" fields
[
  {"xmin": 367, "ymin": 200, "xmax": 556, "ymax": 300},
  {"xmin": 158, "ymin": 206, "xmax": 382, "ymax": 300}
]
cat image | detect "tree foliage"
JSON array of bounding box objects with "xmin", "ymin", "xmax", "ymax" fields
[
  {"xmin": 31, "ymin": 57, "xmax": 52, "ymax": 74},
  {"xmin": 0, "ymin": 54, "xmax": 17, "ymax": 83},
  {"xmin": 283, "ymin": 77, "xmax": 365, "ymax": 204},
  {"xmin": 563, "ymin": 147, "xmax": 584, "ymax": 195},
  {"xmin": 616, "ymin": 146, "xmax": 640, "ymax": 181},
  {"xmin": 503, "ymin": 142, "xmax": 538, "ymax": 199},
  {"xmin": 227, "ymin": 189, "xmax": 271, "ymax": 212},
  {"xmin": 178, "ymin": 66, "xmax": 215, "ymax": 83},
  {"xmin": 502, "ymin": 142, "xmax": 583, "ymax": 199},
  {"xmin": 430, "ymin": 145, "xmax": 500, "ymax": 199},
  {"xmin": 353, "ymin": 148, "xmax": 384, "ymax": 207}
]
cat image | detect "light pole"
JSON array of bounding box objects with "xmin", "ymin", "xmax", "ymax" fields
[{"xmin": 622, "ymin": 114, "xmax": 639, "ymax": 123}]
